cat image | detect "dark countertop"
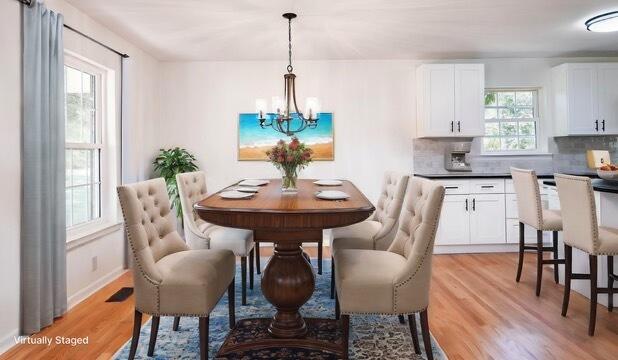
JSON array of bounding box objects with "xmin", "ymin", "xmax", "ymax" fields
[
  {"xmin": 413, "ymin": 172, "xmax": 597, "ymax": 180},
  {"xmin": 542, "ymin": 179, "xmax": 618, "ymax": 194}
]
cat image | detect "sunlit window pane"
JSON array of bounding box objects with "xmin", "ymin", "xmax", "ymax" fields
[
  {"xmin": 485, "ymin": 122, "xmax": 499, "ymax": 136},
  {"xmin": 483, "ymin": 89, "xmax": 538, "ymax": 152}
]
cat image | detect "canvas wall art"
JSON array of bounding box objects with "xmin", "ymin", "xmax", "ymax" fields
[{"xmin": 238, "ymin": 113, "xmax": 334, "ymax": 161}]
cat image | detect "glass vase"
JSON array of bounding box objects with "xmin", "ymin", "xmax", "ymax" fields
[{"xmin": 281, "ymin": 167, "xmax": 299, "ymax": 193}]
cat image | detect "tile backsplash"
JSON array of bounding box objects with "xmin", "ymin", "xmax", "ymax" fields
[{"xmin": 413, "ymin": 136, "xmax": 618, "ymax": 175}]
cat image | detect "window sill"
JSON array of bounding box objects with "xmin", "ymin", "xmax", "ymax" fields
[
  {"xmin": 478, "ymin": 152, "xmax": 553, "ymax": 157},
  {"xmin": 67, "ymin": 221, "xmax": 123, "ymax": 251}
]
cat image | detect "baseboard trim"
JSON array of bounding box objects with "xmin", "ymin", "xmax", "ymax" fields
[
  {"xmin": 435, "ymin": 244, "xmax": 519, "ymax": 254},
  {"xmin": 0, "ymin": 329, "xmax": 19, "ymax": 356},
  {"xmin": 67, "ymin": 267, "xmax": 127, "ymax": 310}
]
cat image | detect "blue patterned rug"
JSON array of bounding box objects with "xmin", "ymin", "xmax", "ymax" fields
[{"xmin": 113, "ymin": 259, "xmax": 447, "ymax": 359}]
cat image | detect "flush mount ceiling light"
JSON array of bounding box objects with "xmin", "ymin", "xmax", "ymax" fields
[
  {"xmin": 255, "ymin": 13, "xmax": 320, "ymax": 136},
  {"xmin": 585, "ymin": 11, "xmax": 618, "ymax": 32}
]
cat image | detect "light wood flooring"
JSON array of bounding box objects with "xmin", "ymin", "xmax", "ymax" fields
[{"xmin": 2, "ymin": 249, "xmax": 617, "ymax": 359}]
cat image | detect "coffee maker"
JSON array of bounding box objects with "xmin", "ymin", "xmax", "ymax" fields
[{"xmin": 444, "ymin": 142, "xmax": 472, "ymax": 172}]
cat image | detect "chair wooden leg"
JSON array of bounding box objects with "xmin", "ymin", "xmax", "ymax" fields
[
  {"xmin": 408, "ymin": 314, "xmax": 421, "ymax": 354},
  {"xmin": 536, "ymin": 230, "xmax": 543, "ymax": 296},
  {"xmin": 330, "ymin": 256, "xmax": 335, "ymax": 299},
  {"xmin": 420, "ymin": 309, "xmax": 434, "ymax": 360},
  {"xmin": 589, "ymin": 255, "xmax": 598, "ymax": 336},
  {"xmin": 341, "ymin": 314, "xmax": 350, "ymax": 360},
  {"xmin": 335, "ymin": 291, "xmax": 340, "ymax": 320},
  {"xmin": 318, "ymin": 239, "xmax": 323, "ymax": 275},
  {"xmin": 128, "ymin": 310, "xmax": 142, "ymax": 360},
  {"xmin": 199, "ymin": 317, "xmax": 209, "ymax": 360},
  {"xmin": 608, "ymin": 256, "xmax": 614, "ymax": 312},
  {"xmin": 562, "ymin": 245, "xmax": 572, "ymax": 317},
  {"xmin": 241, "ymin": 256, "xmax": 247, "ymax": 306},
  {"xmin": 228, "ymin": 277, "xmax": 236, "ymax": 329},
  {"xmin": 516, "ymin": 222, "xmax": 525, "ymax": 282},
  {"xmin": 172, "ymin": 317, "xmax": 180, "ymax": 331},
  {"xmin": 255, "ymin": 243, "xmax": 261, "ymax": 274},
  {"xmin": 249, "ymin": 248, "xmax": 254, "ymax": 290},
  {"xmin": 553, "ymin": 231, "xmax": 560, "ymax": 284},
  {"xmin": 398, "ymin": 314, "xmax": 406, "ymax": 324},
  {"xmin": 147, "ymin": 316, "xmax": 160, "ymax": 356}
]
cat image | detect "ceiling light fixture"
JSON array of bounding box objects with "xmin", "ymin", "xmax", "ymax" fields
[
  {"xmin": 255, "ymin": 13, "xmax": 320, "ymax": 136},
  {"xmin": 585, "ymin": 11, "xmax": 618, "ymax": 32}
]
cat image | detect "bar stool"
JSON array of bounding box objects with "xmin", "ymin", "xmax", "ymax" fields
[
  {"xmin": 555, "ymin": 174, "xmax": 618, "ymax": 336},
  {"xmin": 511, "ymin": 168, "xmax": 564, "ymax": 296}
]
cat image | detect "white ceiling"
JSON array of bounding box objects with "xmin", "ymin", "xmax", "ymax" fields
[{"xmin": 65, "ymin": 0, "xmax": 618, "ymax": 61}]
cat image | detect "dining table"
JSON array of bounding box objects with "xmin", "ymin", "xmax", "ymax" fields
[{"xmin": 194, "ymin": 178, "xmax": 375, "ymax": 358}]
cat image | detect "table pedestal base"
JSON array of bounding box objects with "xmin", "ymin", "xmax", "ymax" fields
[{"xmin": 216, "ymin": 318, "xmax": 345, "ymax": 359}]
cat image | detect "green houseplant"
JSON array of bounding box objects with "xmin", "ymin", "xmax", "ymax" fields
[{"xmin": 153, "ymin": 147, "xmax": 198, "ymax": 221}]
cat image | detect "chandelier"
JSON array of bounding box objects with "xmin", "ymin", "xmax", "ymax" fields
[{"xmin": 255, "ymin": 13, "xmax": 320, "ymax": 136}]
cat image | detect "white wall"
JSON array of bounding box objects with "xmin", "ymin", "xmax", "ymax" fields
[
  {"xmin": 0, "ymin": 0, "xmax": 160, "ymax": 354},
  {"xmin": 0, "ymin": 0, "xmax": 23, "ymax": 353},
  {"xmin": 156, "ymin": 60, "xmax": 415, "ymax": 201}
]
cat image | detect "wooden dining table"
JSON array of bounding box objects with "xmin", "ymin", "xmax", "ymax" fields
[{"xmin": 195, "ymin": 178, "xmax": 374, "ymax": 358}]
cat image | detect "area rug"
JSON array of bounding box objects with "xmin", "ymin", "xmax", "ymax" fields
[{"xmin": 113, "ymin": 259, "xmax": 447, "ymax": 359}]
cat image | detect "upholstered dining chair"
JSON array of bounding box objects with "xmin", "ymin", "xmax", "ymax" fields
[
  {"xmin": 511, "ymin": 167, "xmax": 564, "ymax": 296},
  {"xmin": 334, "ymin": 177, "xmax": 445, "ymax": 360},
  {"xmin": 177, "ymin": 171, "xmax": 255, "ymax": 306},
  {"xmin": 330, "ymin": 171, "xmax": 409, "ymax": 299},
  {"xmin": 117, "ymin": 178, "xmax": 236, "ymax": 360},
  {"xmin": 555, "ymin": 174, "xmax": 618, "ymax": 336}
]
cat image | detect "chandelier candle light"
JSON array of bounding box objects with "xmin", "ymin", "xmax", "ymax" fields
[{"xmin": 255, "ymin": 13, "xmax": 321, "ymax": 136}]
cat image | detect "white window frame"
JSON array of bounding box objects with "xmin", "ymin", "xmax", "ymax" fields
[
  {"xmin": 482, "ymin": 88, "xmax": 543, "ymax": 155},
  {"xmin": 65, "ymin": 53, "xmax": 119, "ymax": 244}
]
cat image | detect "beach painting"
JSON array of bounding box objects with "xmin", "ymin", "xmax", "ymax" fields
[{"xmin": 238, "ymin": 112, "xmax": 334, "ymax": 161}]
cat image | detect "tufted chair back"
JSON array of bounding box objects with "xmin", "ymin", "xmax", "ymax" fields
[
  {"xmin": 177, "ymin": 171, "xmax": 212, "ymax": 249},
  {"xmin": 554, "ymin": 174, "xmax": 599, "ymax": 254},
  {"xmin": 117, "ymin": 178, "xmax": 189, "ymax": 313},
  {"xmin": 387, "ymin": 177, "xmax": 445, "ymax": 313},
  {"xmin": 511, "ymin": 167, "xmax": 544, "ymax": 229},
  {"xmin": 371, "ymin": 172, "xmax": 410, "ymax": 250}
]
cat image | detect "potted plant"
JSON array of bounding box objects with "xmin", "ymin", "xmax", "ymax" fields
[
  {"xmin": 153, "ymin": 147, "xmax": 198, "ymax": 221},
  {"xmin": 266, "ymin": 137, "xmax": 313, "ymax": 192}
]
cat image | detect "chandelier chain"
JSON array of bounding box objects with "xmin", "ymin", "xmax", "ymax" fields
[{"xmin": 287, "ymin": 17, "xmax": 293, "ymax": 73}]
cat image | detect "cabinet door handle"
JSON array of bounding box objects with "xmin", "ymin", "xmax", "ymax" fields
[
  {"xmin": 451, "ymin": 121, "xmax": 454, "ymax": 132},
  {"xmin": 457, "ymin": 121, "xmax": 461, "ymax": 132},
  {"xmin": 472, "ymin": 198, "xmax": 476, "ymax": 211},
  {"xmin": 481, "ymin": 185, "xmax": 494, "ymax": 189},
  {"xmin": 595, "ymin": 119, "xmax": 599, "ymax": 132},
  {"xmin": 602, "ymin": 119, "xmax": 606, "ymax": 132},
  {"xmin": 465, "ymin": 198, "xmax": 468, "ymax": 211}
]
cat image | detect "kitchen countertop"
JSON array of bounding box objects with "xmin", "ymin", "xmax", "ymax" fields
[
  {"xmin": 542, "ymin": 179, "xmax": 618, "ymax": 194},
  {"xmin": 414, "ymin": 172, "xmax": 597, "ymax": 180}
]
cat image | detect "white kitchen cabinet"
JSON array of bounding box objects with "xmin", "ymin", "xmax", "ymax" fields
[
  {"xmin": 436, "ymin": 195, "xmax": 470, "ymax": 245},
  {"xmin": 552, "ymin": 63, "xmax": 618, "ymax": 136},
  {"xmin": 416, "ymin": 64, "xmax": 484, "ymax": 138},
  {"xmin": 469, "ymin": 194, "xmax": 506, "ymax": 244}
]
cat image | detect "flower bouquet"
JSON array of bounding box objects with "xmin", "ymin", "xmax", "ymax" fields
[{"xmin": 266, "ymin": 137, "xmax": 313, "ymax": 192}]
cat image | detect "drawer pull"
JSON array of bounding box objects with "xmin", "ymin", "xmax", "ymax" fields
[
  {"xmin": 445, "ymin": 186, "xmax": 459, "ymax": 189},
  {"xmin": 481, "ymin": 185, "xmax": 494, "ymax": 189}
]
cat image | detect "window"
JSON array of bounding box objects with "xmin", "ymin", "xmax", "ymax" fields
[
  {"xmin": 64, "ymin": 54, "xmax": 116, "ymax": 239},
  {"xmin": 483, "ymin": 89, "xmax": 539, "ymax": 152}
]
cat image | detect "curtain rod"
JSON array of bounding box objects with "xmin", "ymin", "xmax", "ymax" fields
[{"xmin": 16, "ymin": 0, "xmax": 130, "ymax": 58}]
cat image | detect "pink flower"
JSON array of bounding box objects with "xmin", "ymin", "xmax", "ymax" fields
[{"xmin": 286, "ymin": 155, "xmax": 294, "ymax": 162}]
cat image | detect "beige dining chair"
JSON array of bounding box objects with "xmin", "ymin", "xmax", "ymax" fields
[
  {"xmin": 330, "ymin": 171, "xmax": 409, "ymax": 299},
  {"xmin": 334, "ymin": 177, "xmax": 445, "ymax": 360},
  {"xmin": 555, "ymin": 174, "xmax": 618, "ymax": 336},
  {"xmin": 117, "ymin": 178, "xmax": 236, "ymax": 360},
  {"xmin": 511, "ymin": 167, "xmax": 564, "ymax": 296},
  {"xmin": 177, "ymin": 171, "xmax": 255, "ymax": 306}
]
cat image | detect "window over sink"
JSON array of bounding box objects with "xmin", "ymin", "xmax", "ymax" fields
[{"xmin": 483, "ymin": 89, "xmax": 539, "ymax": 153}]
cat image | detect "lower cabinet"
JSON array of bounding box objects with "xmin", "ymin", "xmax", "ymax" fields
[{"xmin": 437, "ymin": 195, "xmax": 470, "ymax": 245}]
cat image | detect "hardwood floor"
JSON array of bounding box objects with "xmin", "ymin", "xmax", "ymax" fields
[{"xmin": 2, "ymin": 249, "xmax": 617, "ymax": 359}]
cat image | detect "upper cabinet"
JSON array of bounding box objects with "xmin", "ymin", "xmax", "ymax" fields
[
  {"xmin": 416, "ymin": 64, "xmax": 485, "ymax": 138},
  {"xmin": 552, "ymin": 63, "xmax": 618, "ymax": 136}
]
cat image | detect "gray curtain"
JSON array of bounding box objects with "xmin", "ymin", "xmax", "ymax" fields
[{"xmin": 21, "ymin": 1, "xmax": 67, "ymax": 335}]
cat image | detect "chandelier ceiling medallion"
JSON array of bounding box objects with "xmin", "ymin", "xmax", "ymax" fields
[{"xmin": 255, "ymin": 13, "xmax": 320, "ymax": 136}]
